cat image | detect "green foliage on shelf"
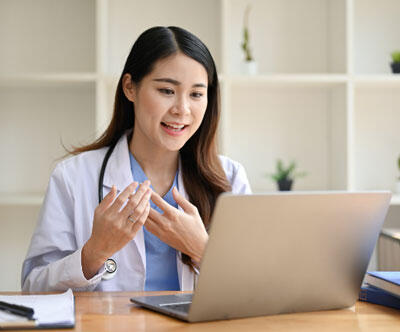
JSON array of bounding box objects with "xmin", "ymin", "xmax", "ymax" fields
[
  {"xmin": 267, "ymin": 159, "xmax": 307, "ymax": 182},
  {"xmin": 391, "ymin": 51, "xmax": 400, "ymax": 63},
  {"xmin": 241, "ymin": 4, "xmax": 254, "ymax": 62}
]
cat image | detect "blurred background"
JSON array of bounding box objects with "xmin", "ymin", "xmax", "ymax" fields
[{"xmin": 1, "ymin": 0, "xmax": 400, "ymax": 290}]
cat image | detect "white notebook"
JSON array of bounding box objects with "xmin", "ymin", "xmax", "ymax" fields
[{"xmin": 0, "ymin": 289, "xmax": 75, "ymax": 329}]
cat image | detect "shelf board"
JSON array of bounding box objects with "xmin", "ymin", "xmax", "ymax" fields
[
  {"xmin": 353, "ymin": 75, "xmax": 400, "ymax": 87},
  {"xmin": 391, "ymin": 194, "xmax": 400, "ymax": 206},
  {"xmin": 0, "ymin": 194, "xmax": 44, "ymax": 206},
  {"xmin": 226, "ymin": 74, "xmax": 348, "ymax": 86},
  {"xmin": 0, "ymin": 73, "xmax": 97, "ymax": 87}
]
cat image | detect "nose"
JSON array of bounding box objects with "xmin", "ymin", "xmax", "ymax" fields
[{"xmin": 171, "ymin": 95, "xmax": 190, "ymax": 116}]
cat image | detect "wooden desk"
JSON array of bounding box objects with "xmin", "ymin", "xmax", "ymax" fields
[{"xmin": 4, "ymin": 291, "xmax": 400, "ymax": 331}]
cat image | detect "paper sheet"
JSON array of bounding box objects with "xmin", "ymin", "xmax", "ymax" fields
[{"xmin": 0, "ymin": 289, "xmax": 74, "ymax": 327}]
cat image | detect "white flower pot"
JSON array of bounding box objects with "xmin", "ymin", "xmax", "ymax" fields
[{"xmin": 242, "ymin": 61, "xmax": 258, "ymax": 75}]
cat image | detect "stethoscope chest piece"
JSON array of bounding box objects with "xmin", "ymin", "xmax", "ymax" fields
[{"xmin": 102, "ymin": 258, "xmax": 117, "ymax": 280}]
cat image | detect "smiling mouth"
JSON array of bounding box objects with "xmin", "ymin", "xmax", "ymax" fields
[{"xmin": 161, "ymin": 122, "xmax": 188, "ymax": 132}]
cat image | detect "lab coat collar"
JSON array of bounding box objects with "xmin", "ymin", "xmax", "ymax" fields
[{"xmin": 102, "ymin": 132, "xmax": 133, "ymax": 191}]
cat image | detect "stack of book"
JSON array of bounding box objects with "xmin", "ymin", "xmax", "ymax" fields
[{"xmin": 359, "ymin": 271, "xmax": 400, "ymax": 309}]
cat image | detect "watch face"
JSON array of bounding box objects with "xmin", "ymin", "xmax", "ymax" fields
[{"xmin": 105, "ymin": 259, "xmax": 117, "ymax": 273}]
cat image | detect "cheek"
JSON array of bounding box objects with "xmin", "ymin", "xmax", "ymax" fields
[
  {"xmin": 138, "ymin": 90, "xmax": 170, "ymax": 120},
  {"xmin": 192, "ymin": 100, "xmax": 208, "ymax": 127}
]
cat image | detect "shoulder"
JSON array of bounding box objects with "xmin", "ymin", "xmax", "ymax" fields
[
  {"xmin": 218, "ymin": 155, "xmax": 252, "ymax": 194},
  {"xmin": 51, "ymin": 147, "xmax": 108, "ymax": 184},
  {"xmin": 218, "ymin": 155, "xmax": 244, "ymax": 178}
]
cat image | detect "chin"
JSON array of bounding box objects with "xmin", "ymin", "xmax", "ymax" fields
[{"xmin": 164, "ymin": 143, "xmax": 186, "ymax": 152}]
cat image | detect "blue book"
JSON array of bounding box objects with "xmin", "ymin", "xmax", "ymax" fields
[
  {"xmin": 359, "ymin": 285, "xmax": 400, "ymax": 310},
  {"xmin": 365, "ymin": 271, "xmax": 400, "ymax": 298}
]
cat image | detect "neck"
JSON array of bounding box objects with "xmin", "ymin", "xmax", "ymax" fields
[{"xmin": 129, "ymin": 130, "xmax": 179, "ymax": 183}]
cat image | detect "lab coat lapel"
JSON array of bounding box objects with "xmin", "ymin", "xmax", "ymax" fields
[
  {"xmin": 101, "ymin": 132, "xmax": 146, "ymax": 272},
  {"xmin": 176, "ymin": 158, "xmax": 195, "ymax": 291}
]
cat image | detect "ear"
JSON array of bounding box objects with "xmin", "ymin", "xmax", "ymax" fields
[{"xmin": 122, "ymin": 73, "xmax": 136, "ymax": 102}]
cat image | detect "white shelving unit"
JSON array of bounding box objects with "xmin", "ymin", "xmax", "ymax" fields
[{"xmin": 1, "ymin": 0, "xmax": 400, "ymax": 289}]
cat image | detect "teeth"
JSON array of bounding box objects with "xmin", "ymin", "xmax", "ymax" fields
[{"xmin": 164, "ymin": 123, "xmax": 185, "ymax": 130}]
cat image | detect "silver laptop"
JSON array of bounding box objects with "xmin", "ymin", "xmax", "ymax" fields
[{"xmin": 131, "ymin": 191, "xmax": 391, "ymax": 322}]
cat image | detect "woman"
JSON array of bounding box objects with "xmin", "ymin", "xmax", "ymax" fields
[{"xmin": 21, "ymin": 26, "xmax": 251, "ymax": 292}]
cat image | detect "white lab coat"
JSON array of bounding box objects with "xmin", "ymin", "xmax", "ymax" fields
[{"xmin": 21, "ymin": 132, "xmax": 252, "ymax": 292}]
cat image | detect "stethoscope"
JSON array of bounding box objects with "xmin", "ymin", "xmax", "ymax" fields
[{"xmin": 98, "ymin": 142, "xmax": 118, "ymax": 280}]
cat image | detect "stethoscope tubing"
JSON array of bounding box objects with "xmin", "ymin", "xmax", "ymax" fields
[{"xmin": 98, "ymin": 141, "xmax": 118, "ymax": 204}]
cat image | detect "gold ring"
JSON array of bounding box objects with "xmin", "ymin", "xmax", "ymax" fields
[{"xmin": 128, "ymin": 216, "xmax": 136, "ymax": 223}]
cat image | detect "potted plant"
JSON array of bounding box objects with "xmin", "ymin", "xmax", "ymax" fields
[
  {"xmin": 241, "ymin": 4, "xmax": 257, "ymax": 75},
  {"xmin": 267, "ymin": 159, "xmax": 307, "ymax": 191},
  {"xmin": 396, "ymin": 155, "xmax": 400, "ymax": 194},
  {"xmin": 390, "ymin": 51, "xmax": 400, "ymax": 74}
]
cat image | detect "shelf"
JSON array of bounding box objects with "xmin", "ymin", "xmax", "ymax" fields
[
  {"xmin": 354, "ymin": 0, "xmax": 400, "ymax": 75},
  {"xmin": 0, "ymin": 0, "xmax": 96, "ymax": 75},
  {"xmin": 353, "ymin": 87, "xmax": 400, "ymax": 191},
  {"xmin": 225, "ymin": 0, "xmax": 346, "ymax": 75},
  {"xmin": 391, "ymin": 195, "xmax": 400, "ymax": 206},
  {"xmin": 353, "ymin": 75, "xmax": 400, "ymax": 87},
  {"xmin": 106, "ymin": 0, "xmax": 221, "ymax": 77},
  {"xmin": 0, "ymin": 73, "xmax": 97, "ymax": 87},
  {"xmin": 226, "ymin": 74, "xmax": 348, "ymax": 87},
  {"xmin": 226, "ymin": 83, "xmax": 347, "ymax": 192},
  {"xmin": 0, "ymin": 85, "xmax": 96, "ymax": 194},
  {"xmin": 0, "ymin": 194, "xmax": 44, "ymax": 206}
]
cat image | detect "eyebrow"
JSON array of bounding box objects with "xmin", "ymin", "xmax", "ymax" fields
[{"xmin": 153, "ymin": 78, "xmax": 207, "ymax": 88}]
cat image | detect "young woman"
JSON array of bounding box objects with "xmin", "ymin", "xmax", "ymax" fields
[{"xmin": 22, "ymin": 26, "xmax": 251, "ymax": 292}]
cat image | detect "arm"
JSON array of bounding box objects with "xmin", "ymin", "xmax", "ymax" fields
[
  {"xmin": 21, "ymin": 163, "xmax": 102, "ymax": 292},
  {"xmin": 22, "ymin": 164, "xmax": 153, "ymax": 291}
]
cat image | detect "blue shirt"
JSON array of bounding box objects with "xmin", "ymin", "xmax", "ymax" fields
[{"xmin": 129, "ymin": 153, "xmax": 180, "ymax": 291}]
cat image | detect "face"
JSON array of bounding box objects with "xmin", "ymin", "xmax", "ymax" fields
[{"xmin": 124, "ymin": 52, "xmax": 208, "ymax": 153}]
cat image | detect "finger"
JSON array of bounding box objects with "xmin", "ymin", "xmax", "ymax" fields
[
  {"xmin": 150, "ymin": 190, "xmax": 175, "ymax": 216},
  {"xmin": 172, "ymin": 187, "xmax": 197, "ymax": 214},
  {"xmin": 97, "ymin": 185, "xmax": 117, "ymax": 212},
  {"xmin": 129, "ymin": 201, "xmax": 151, "ymax": 233},
  {"xmin": 144, "ymin": 216, "xmax": 161, "ymax": 238},
  {"xmin": 110, "ymin": 182, "xmax": 138, "ymax": 213},
  {"xmin": 122, "ymin": 186, "xmax": 152, "ymax": 220},
  {"xmin": 148, "ymin": 206, "xmax": 164, "ymax": 224}
]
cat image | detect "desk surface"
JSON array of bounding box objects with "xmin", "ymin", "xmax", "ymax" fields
[{"xmin": 3, "ymin": 291, "xmax": 400, "ymax": 331}]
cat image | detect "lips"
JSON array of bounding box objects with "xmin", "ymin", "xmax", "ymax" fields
[
  {"xmin": 161, "ymin": 122, "xmax": 188, "ymax": 136},
  {"xmin": 161, "ymin": 122, "xmax": 188, "ymax": 131}
]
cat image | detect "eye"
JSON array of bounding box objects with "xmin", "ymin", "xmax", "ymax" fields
[
  {"xmin": 191, "ymin": 92, "xmax": 203, "ymax": 98},
  {"xmin": 159, "ymin": 88, "xmax": 174, "ymax": 95}
]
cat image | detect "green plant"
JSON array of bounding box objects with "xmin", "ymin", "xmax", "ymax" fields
[
  {"xmin": 267, "ymin": 159, "xmax": 307, "ymax": 182},
  {"xmin": 241, "ymin": 4, "xmax": 254, "ymax": 62},
  {"xmin": 391, "ymin": 51, "xmax": 400, "ymax": 64}
]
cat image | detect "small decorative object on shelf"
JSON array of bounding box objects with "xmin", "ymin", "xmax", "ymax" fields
[
  {"xmin": 395, "ymin": 155, "xmax": 400, "ymax": 194},
  {"xmin": 241, "ymin": 4, "xmax": 257, "ymax": 75},
  {"xmin": 390, "ymin": 50, "xmax": 400, "ymax": 74},
  {"xmin": 267, "ymin": 159, "xmax": 307, "ymax": 191}
]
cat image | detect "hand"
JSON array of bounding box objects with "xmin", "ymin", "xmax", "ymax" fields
[
  {"xmin": 146, "ymin": 187, "xmax": 209, "ymax": 264},
  {"xmin": 81, "ymin": 181, "xmax": 152, "ymax": 279}
]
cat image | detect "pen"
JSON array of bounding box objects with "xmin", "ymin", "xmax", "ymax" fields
[{"xmin": 0, "ymin": 301, "xmax": 35, "ymax": 320}]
